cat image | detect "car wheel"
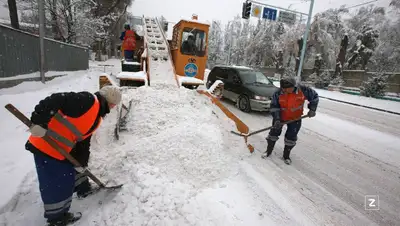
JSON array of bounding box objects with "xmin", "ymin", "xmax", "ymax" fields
[{"xmin": 238, "ymin": 95, "xmax": 251, "ymax": 112}]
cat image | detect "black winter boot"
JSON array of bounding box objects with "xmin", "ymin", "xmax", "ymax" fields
[
  {"xmin": 262, "ymin": 139, "xmax": 276, "ymax": 158},
  {"xmin": 47, "ymin": 212, "xmax": 82, "ymax": 226},
  {"xmin": 283, "ymin": 145, "xmax": 294, "ymax": 165}
]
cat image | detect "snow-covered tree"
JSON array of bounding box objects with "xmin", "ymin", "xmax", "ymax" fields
[
  {"xmin": 308, "ymin": 6, "xmax": 350, "ymax": 69},
  {"xmin": 390, "ymin": 0, "xmax": 400, "ymax": 9},
  {"xmin": 370, "ymin": 1, "xmax": 400, "ymax": 71},
  {"xmin": 360, "ymin": 72, "xmax": 388, "ymax": 97},
  {"xmin": 207, "ymin": 20, "xmax": 224, "ymax": 68},
  {"xmin": 16, "ymin": 0, "xmax": 133, "ymax": 49}
]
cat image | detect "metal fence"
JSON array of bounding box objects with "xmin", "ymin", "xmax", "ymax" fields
[{"xmin": 0, "ymin": 24, "xmax": 89, "ymax": 78}]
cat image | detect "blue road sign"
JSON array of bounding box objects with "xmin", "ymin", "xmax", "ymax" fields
[{"xmin": 262, "ymin": 7, "xmax": 277, "ymax": 21}]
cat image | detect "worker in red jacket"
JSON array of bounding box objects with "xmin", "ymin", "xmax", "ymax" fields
[
  {"xmin": 25, "ymin": 86, "xmax": 122, "ymax": 226},
  {"xmin": 262, "ymin": 76, "xmax": 319, "ymax": 165},
  {"xmin": 120, "ymin": 24, "xmax": 140, "ymax": 61}
]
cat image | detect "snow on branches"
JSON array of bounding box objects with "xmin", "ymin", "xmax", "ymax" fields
[{"xmin": 16, "ymin": 0, "xmax": 132, "ymax": 46}]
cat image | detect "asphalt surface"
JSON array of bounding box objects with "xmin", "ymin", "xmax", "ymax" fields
[{"xmin": 221, "ymin": 97, "xmax": 400, "ymax": 226}]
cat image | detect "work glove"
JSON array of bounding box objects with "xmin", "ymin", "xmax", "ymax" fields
[
  {"xmin": 307, "ymin": 110, "xmax": 316, "ymax": 118},
  {"xmin": 29, "ymin": 125, "xmax": 47, "ymax": 137},
  {"xmin": 273, "ymin": 120, "xmax": 283, "ymax": 129}
]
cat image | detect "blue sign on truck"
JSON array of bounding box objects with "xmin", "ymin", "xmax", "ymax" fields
[{"xmin": 262, "ymin": 7, "xmax": 277, "ymax": 21}]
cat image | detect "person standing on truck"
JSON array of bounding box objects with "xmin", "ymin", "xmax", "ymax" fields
[
  {"xmin": 262, "ymin": 76, "xmax": 319, "ymax": 165},
  {"xmin": 120, "ymin": 24, "xmax": 140, "ymax": 61},
  {"xmin": 25, "ymin": 86, "xmax": 122, "ymax": 226}
]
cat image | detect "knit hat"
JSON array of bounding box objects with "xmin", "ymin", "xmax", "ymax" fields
[
  {"xmin": 280, "ymin": 77, "xmax": 297, "ymax": 88},
  {"xmin": 99, "ymin": 85, "xmax": 122, "ymax": 105}
]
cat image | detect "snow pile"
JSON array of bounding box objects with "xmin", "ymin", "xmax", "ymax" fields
[
  {"xmin": 72, "ymin": 85, "xmax": 250, "ymax": 225},
  {"xmin": 1, "ymin": 60, "xmax": 291, "ymax": 225},
  {"xmin": 93, "ymin": 85, "xmax": 247, "ymax": 188}
]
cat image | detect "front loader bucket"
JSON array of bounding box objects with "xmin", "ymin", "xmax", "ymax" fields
[{"xmin": 197, "ymin": 90, "xmax": 254, "ymax": 153}]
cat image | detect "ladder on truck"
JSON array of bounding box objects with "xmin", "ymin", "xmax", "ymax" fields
[{"xmin": 142, "ymin": 17, "xmax": 178, "ymax": 88}]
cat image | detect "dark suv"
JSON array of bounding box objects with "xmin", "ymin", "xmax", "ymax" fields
[{"xmin": 206, "ymin": 65, "xmax": 278, "ymax": 112}]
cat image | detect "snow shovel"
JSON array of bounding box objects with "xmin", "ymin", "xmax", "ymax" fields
[
  {"xmin": 4, "ymin": 103, "xmax": 123, "ymax": 191},
  {"xmin": 231, "ymin": 115, "xmax": 310, "ymax": 137},
  {"xmin": 114, "ymin": 100, "xmax": 133, "ymax": 140}
]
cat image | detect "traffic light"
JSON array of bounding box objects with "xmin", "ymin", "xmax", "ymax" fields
[{"xmin": 242, "ymin": 1, "xmax": 252, "ymax": 19}]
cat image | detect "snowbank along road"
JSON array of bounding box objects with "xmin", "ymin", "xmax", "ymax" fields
[{"xmin": 221, "ymin": 95, "xmax": 400, "ymax": 226}]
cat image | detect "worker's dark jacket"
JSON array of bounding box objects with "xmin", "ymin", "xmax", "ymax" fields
[{"xmin": 25, "ymin": 91, "xmax": 110, "ymax": 166}]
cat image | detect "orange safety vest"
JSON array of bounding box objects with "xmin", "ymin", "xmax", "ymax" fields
[
  {"xmin": 29, "ymin": 95, "xmax": 102, "ymax": 160},
  {"xmin": 278, "ymin": 89, "xmax": 305, "ymax": 121},
  {"xmin": 122, "ymin": 30, "xmax": 136, "ymax": 51}
]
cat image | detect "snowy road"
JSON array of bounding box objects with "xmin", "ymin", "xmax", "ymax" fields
[{"xmin": 221, "ymin": 98, "xmax": 400, "ymax": 226}]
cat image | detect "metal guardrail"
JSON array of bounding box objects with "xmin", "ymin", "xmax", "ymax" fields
[{"xmin": 0, "ymin": 24, "xmax": 89, "ymax": 78}]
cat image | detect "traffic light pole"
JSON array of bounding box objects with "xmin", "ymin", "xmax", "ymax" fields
[
  {"xmin": 296, "ymin": 0, "xmax": 315, "ymax": 82},
  {"xmin": 244, "ymin": 0, "xmax": 312, "ymax": 81}
]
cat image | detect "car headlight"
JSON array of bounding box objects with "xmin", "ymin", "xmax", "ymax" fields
[{"xmin": 253, "ymin": 95, "xmax": 268, "ymax": 100}]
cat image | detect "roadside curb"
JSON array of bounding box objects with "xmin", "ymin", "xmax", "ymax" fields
[
  {"xmin": 319, "ymin": 96, "xmax": 400, "ymax": 116},
  {"xmin": 340, "ymin": 90, "xmax": 400, "ymax": 102}
]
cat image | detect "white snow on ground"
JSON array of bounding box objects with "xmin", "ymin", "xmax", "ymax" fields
[
  {"xmin": 302, "ymin": 113, "xmax": 400, "ymax": 168},
  {"xmin": 220, "ymin": 95, "xmax": 400, "ymax": 226},
  {"xmin": 315, "ymin": 88, "xmax": 400, "ymax": 113}
]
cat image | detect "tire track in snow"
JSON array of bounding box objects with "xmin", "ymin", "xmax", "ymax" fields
[{"xmin": 317, "ymin": 99, "xmax": 400, "ymax": 137}]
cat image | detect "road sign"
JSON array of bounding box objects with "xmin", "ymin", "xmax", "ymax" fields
[
  {"xmin": 262, "ymin": 7, "xmax": 277, "ymax": 21},
  {"xmin": 251, "ymin": 4, "xmax": 262, "ymax": 18},
  {"xmin": 278, "ymin": 11, "xmax": 296, "ymax": 24}
]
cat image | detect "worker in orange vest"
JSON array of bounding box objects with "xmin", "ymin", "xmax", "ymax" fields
[
  {"xmin": 262, "ymin": 76, "xmax": 319, "ymax": 165},
  {"xmin": 120, "ymin": 23, "xmax": 139, "ymax": 61},
  {"xmin": 25, "ymin": 86, "xmax": 122, "ymax": 226}
]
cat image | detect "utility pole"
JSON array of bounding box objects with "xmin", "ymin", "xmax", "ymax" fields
[
  {"xmin": 38, "ymin": 0, "xmax": 46, "ymax": 84},
  {"xmin": 296, "ymin": 0, "xmax": 315, "ymax": 82}
]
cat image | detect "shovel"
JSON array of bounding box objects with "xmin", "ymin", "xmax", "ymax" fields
[
  {"xmin": 4, "ymin": 103, "xmax": 123, "ymax": 190},
  {"xmin": 231, "ymin": 115, "xmax": 310, "ymax": 137}
]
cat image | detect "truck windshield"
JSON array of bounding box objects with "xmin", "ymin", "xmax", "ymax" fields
[
  {"xmin": 180, "ymin": 28, "xmax": 206, "ymax": 57},
  {"xmin": 239, "ymin": 71, "xmax": 272, "ymax": 85}
]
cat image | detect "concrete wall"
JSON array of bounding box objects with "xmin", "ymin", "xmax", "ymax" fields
[
  {"xmin": 259, "ymin": 67, "xmax": 400, "ymax": 93},
  {"xmin": 0, "ymin": 24, "xmax": 89, "ymax": 78}
]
